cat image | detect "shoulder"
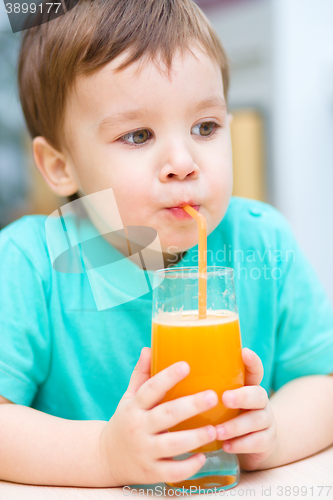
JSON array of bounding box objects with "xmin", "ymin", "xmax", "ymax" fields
[
  {"xmin": 1, "ymin": 214, "xmax": 48, "ymax": 239},
  {"xmin": 0, "ymin": 215, "xmax": 51, "ymax": 281},
  {"xmin": 223, "ymin": 197, "xmax": 291, "ymax": 231},
  {"xmin": 217, "ymin": 197, "xmax": 295, "ymax": 248}
]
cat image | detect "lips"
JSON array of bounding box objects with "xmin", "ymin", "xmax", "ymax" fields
[
  {"xmin": 164, "ymin": 204, "xmax": 200, "ymax": 220},
  {"xmin": 166, "ymin": 201, "xmax": 199, "ymax": 209}
]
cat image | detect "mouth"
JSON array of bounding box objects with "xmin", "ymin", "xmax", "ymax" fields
[{"xmin": 164, "ymin": 203, "xmax": 200, "ymax": 220}]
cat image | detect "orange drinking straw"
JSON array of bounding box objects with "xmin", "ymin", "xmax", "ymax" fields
[{"xmin": 182, "ymin": 205, "xmax": 207, "ymax": 319}]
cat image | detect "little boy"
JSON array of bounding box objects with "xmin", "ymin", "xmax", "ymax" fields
[{"xmin": 0, "ymin": 0, "xmax": 333, "ymax": 488}]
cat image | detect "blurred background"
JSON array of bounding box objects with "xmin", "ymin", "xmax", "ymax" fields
[{"xmin": 0, "ymin": 0, "xmax": 332, "ymax": 303}]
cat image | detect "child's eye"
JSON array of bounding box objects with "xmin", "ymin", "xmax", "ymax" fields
[
  {"xmin": 192, "ymin": 121, "xmax": 220, "ymax": 137},
  {"xmin": 119, "ymin": 129, "xmax": 152, "ymax": 147},
  {"xmin": 118, "ymin": 121, "xmax": 220, "ymax": 148}
]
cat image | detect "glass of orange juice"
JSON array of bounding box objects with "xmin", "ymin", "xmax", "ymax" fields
[{"xmin": 151, "ymin": 266, "xmax": 245, "ymax": 493}]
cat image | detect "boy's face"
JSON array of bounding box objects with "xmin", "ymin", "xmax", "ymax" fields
[{"xmin": 63, "ymin": 44, "xmax": 232, "ymax": 255}]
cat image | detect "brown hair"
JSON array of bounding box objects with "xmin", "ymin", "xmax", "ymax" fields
[{"xmin": 18, "ymin": 0, "xmax": 230, "ymax": 201}]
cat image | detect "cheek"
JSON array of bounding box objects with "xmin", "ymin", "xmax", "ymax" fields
[
  {"xmin": 115, "ymin": 173, "xmax": 147, "ymax": 202},
  {"xmin": 216, "ymin": 136, "xmax": 233, "ymax": 193},
  {"xmin": 67, "ymin": 149, "xmax": 106, "ymax": 194},
  {"xmin": 205, "ymin": 151, "xmax": 233, "ymax": 219},
  {"xmin": 208, "ymin": 154, "xmax": 232, "ymax": 195},
  {"xmin": 72, "ymin": 147, "xmax": 126, "ymax": 195},
  {"xmin": 110, "ymin": 177, "xmax": 149, "ymax": 224}
]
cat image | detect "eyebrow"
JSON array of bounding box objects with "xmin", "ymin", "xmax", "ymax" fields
[{"xmin": 97, "ymin": 95, "xmax": 227, "ymax": 134}]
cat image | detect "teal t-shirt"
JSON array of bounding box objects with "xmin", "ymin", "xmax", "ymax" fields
[{"xmin": 0, "ymin": 197, "xmax": 333, "ymax": 421}]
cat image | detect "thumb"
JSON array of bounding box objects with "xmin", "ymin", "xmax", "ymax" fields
[
  {"xmin": 122, "ymin": 347, "xmax": 151, "ymax": 400},
  {"xmin": 242, "ymin": 347, "xmax": 263, "ymax": 386}
]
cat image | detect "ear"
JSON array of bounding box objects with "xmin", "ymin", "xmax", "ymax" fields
[
  {"xmin": 32, "ymin": 136, "xmax": 79, "ymax": 197},
  {"xmin": 228, "ymin": 113, "xmax": 234, "ymax": 125}
]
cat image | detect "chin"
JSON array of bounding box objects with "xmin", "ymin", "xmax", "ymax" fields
[{"xmin": 162, "ymin": 240, "xmax": 195, "ymax": 256}]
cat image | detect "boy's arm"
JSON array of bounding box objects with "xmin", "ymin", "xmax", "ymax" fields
[
  {"xmin": 0, "ymin": 349, "xmax": 219, "ymax": 487},
  {"xmin": 0, "ymin": 402, "xmax": 112, "ymax": 486},
  {"xmin": 263, "ymin": 372, "xmax": 333, "ymax": 469}
]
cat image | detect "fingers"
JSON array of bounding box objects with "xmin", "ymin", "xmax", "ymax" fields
[
  {"xmin": 222, "ymin": 385, "xmax": 268, "ymax": 410},
  {"xmin": 149, "ymin": 390, "xmax": 218, "ymax": 433},
  {"xmin": 216, "ymin": 406, "xmax": 272, "ymax": 441},
  {"xmin": 220, "ymin": 427, "xmax": 276, "ymax": 455},
  {"xmin": 242, "ymin": 348, "xmax": 264, "ymax": 386},
  {"xmin": 156, "ymin": 453, "xmax": 206, "ymax": 485},
  {"xmin": 123, "ymin": 347, "xmax": 152, "ymax": 400},
  {"xmin": 135, "ymin": 361, "xmax": 191, "ymax": 410},
  {"xmin": 154, "ymin": 426, "xmax": 217, "ymax": 459}
]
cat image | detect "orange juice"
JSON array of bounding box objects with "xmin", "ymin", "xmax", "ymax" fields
[{"xmin": 151, "ymin": 309, "xmax": 244, "ymax": 453}]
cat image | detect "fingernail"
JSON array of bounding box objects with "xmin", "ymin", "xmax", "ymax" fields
[
  {"xmin": 224, "ymin": 442, "xmax": 231, "ymax": 451},
  {"xmin": 247, "ymin": 349, "xmax": 254, "ymax": 361},
  {"xmin": 177, "ymin": 362, "xmax": 189, "ymax": 376},
  {"xmin": 198, "ymin": 454, "xmax": 206, "ymax": 465},
  {"xmin": 217, "ymin": 426, "xmax": 226, "ymax": 439},
  {"xmin": 205, "ymin": 391, "xmax": 218, "ymax": 406},
  {"xmin": 207, "ymin": 426, "xmax": 216, "ymax": 439}
]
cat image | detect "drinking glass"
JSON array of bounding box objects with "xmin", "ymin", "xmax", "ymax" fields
[{"xmin": 151, "ymin": 266, "xmax": 245, "ymax": 493}]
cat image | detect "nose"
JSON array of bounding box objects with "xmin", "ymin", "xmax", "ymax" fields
[{"xmin": 159, "ymin": 140, "xmax": 200, "ymax": 182}]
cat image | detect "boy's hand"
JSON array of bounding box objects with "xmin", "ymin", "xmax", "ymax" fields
[
  {"xmin": 99, "ymin": 347, "xmax": 218, "ymax": 486},
  {"xmin": 216, "ymin": 348, "xmax": 278, "ymax": 471}
]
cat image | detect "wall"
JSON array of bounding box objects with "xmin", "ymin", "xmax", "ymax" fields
[
  {"xmin": 203, "ymin": 0, "xmax": 333, "ymax": 303},
  {"xmin": 271, "ymin": 0, "xmax": 333, "ymax": 303}
]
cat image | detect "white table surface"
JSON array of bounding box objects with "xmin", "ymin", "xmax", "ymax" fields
[{"xmin": 0, "ymin": 445, "xmax": 332, "ymax": 500}]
